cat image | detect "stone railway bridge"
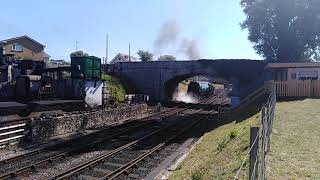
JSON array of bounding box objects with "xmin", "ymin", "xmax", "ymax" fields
[{"xmin": 108, "ymin": 59, "xmax": 267, "ymax": 102}]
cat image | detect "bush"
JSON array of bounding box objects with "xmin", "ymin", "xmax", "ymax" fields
[
  {"xmin": 101, "ymin": 74, "xmax": 127, "ymax": 102},
  {"xmin": 217, "ymin": 136, "xmax": 228, "ymax": 151},
  {"xmin": 191, "ymin": 171, "xmax": 203, "ymax": 180},
  {"xmin": 229, "ymin": 128, "xmax": 239, "ymax": 139},
  {"xmin": 70, "ymin": 50, "xmax": 89, "ymax": 57}
]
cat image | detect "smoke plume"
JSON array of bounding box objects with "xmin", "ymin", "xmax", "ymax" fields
[
  {"xmin": 154, "ymin": 19, "xmax": 202, "ymax": 59},
  {"xmin": 179, "ymin": 39, "xmax": 201, "ymax": 59},
  {"xmin": 154, "ymin": 20, "xmax": 180, "ymax": 52}
]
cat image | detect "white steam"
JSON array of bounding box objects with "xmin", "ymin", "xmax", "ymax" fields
[{"xmin": 172, "ymin": 87, "xmax": 199, "ymax": 103}]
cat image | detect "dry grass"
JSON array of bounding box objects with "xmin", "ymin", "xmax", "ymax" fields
[
  {"xmin": 169, "ymin": 113, "xmax": 260, "ymax": 180},
  {"xmin": 268, "ymin": 99, "xmax": 320, "ymax": 180},
  {"xmin": 169, "ymin": 99, "xmax": 320, "ymax": 179}
]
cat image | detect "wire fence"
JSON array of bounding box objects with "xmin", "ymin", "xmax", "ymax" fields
[{"xmin": 235, "ymin": 85, "xmax": 276, "ymax": 180}]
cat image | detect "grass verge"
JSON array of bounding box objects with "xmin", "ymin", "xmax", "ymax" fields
[
  {"xmin": 169, "ymin": 111, "xmax": 260, "ymax": 179},
  {"xmin": 268, "ymin": 99, "xmax": 320, "ymax": 179}
]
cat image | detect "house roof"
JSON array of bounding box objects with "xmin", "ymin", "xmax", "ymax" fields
[
  {"xmin": 265, "ymin": 62, "xmax": 320, "ymax": 69},
  {"xmin": 118, "ymin": 53, "xmax": 137, "ymax": 61},
  {"xmin": 109, "ymin": 53, "xmax": 138, "ymax": 64},
  {"xmin": 44, "ymin": 52, "xmax": 50, "ymax": 58},
  {"xmin": 0, "ymin": 35, "xmax": 45, "ymax": 48}
]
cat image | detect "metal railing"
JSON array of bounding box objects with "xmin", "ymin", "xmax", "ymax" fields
[
  {"xmin": 0, "ymin": 123, "xmax": 26, "ymax": 146},
  {"xmin": 235, "ymin": 85, "xmax": 276, "ymax": 180}
]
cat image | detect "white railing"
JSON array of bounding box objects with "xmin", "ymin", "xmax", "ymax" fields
[{"xmin": 0, "ymin": 123, "xmax": 26, "ymax": 146}]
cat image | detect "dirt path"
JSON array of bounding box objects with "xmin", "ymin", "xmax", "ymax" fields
[{"xmin": 268, "ymin": 99, "xmax": 320, "ymax": 179}]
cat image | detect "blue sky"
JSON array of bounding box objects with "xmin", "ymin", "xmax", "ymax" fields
[{"xmin": 0, "ymin": 0, "xmax": 262, "ymax": 61}]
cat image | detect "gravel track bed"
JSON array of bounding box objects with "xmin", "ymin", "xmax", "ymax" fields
[
  {"xmin": 128, "ymin": 114, "xmax": 213, "ymax": 179},
  {"xmin": 1, "ymin": 95, "xmax": 224, "ymax": 179},
  {"xmin": 15, "ymin": 120, "xmax": 176, "ymax": 179},
  {"xmin": 63, "ymin": 116, "xmax": 199, "ymax": 179},
  {"xmin": 0, "ymin": 119, "xmax": 155, "ymax": 167}
]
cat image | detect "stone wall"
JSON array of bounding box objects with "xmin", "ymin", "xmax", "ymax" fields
[
  {"xmin": 111, "ymin": 60, "xmax": 266, "ymax": 101},
  {"xmin": 27, "ymin": 104, "xmax": 148, "ymax": 142}
]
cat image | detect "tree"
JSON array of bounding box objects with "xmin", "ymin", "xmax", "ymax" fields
[
  {"xmin": 241, "ymin": 0, "xmax": 320, "ymax": 62},
  {"xmin": 158, "ymin": 55, "xmax": 176, "ymax": 61},
  {"xmin": 70, "ymin": 51, "xmax": 89, "ymax": 58},
  {"xmin": 137, "ymin": 50, "xmax": 153, "ymax": 62}
]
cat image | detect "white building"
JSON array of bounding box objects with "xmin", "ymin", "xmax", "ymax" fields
[
  {"xmin": 109, "ymin": 53, "xmax": 137, "ymax": 64},
  {"xmin": 46, "ymin": 59, "xmax": 70, "ymax": 68}
]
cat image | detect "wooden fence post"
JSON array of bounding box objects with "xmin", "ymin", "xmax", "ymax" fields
[{"xmin": 249, "ymin": 127, "xmax": 260, "ymax": 179}]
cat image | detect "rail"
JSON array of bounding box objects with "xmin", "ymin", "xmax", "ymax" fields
[
  {"xmin": 0, "ymin": 94, "xmax": 216, "ymax": 179},
  {"xmin": 51, "ymin": 95, "xmax": 220, "ymax": 180}
]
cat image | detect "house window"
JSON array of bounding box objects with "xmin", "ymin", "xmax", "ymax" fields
[
  {"xmin": 12, "ymin": 43, "xmax": 23, "ymax": 52},
  {"xmin": 298, "ymin": 71, "xmax": 318, "ymax": 80},
  {"xmin": 291, "ymin": 73, "xmax": 296, "ymax": 80}
]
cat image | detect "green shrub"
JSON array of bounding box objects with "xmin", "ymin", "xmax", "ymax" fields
[
  {"xmin": 191, "ymin": 171, "xmax": 203, "ymax": 180},
  {"xmin": 217, "ymin": 136, "xmax": 228, "ymax": 151},
  {"xmin": 229, "ymin": 128, "xmax": 239, "ymax": 139},
  {"xmin": 101, "ymin": 74, "xmax": 127, "ymax": 102}
]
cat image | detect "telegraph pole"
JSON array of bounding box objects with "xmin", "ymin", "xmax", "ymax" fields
[
  {"xmin": 129, "ymin": 43, "xmax": 131, "ymax": 62},
  {"xmin": 106, "ymin": 34, "xmax": 109, "ymax": 64},
  {"xmin": 76, "ymin": 41, "xmax": 79, "ymax": 51}
]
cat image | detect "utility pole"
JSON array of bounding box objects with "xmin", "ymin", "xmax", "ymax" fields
[
  {"xmin": 106, "ymin": 34, "xmax": 109, "ymax": 64},
  {"xmin": 76, "ymin": 41, "xmax": 79, "ymax": 52},
  {"xmin": 129, "ymin": 43, "xmax": 131, "ymax": 62}
]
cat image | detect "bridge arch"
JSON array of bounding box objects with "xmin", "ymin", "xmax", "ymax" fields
[
  {"xmin": 110, "ymin": 59, "xmax": 266, "ymax": 102},
  {"xmin": 163, "ymin": 73, "xmax": 233, "ymax": 101}
]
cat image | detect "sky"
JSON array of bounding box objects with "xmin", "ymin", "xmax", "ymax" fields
[{"xmin": 0, "ymin": 0, "xmax": 262, "ymax": 62}]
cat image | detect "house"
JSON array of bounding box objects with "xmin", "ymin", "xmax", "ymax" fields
[
  {"xmin": 266, "ymin": 62, "xmax": 320, "ymax": 81},
  {"xmin": 265, "ymin": 62, "xmax": 320, "ymax": 98},
  {"xmin": 109, "ymin": 53, "xmax": 138, "ymax": 64},
  {"xmin": 0, "ymin": 35, "xmax": 48, "ymax": 61}
]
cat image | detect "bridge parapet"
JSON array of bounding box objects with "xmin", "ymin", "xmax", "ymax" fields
[{"xmin": 110, "ymin": 60, "xmax": 267, "ymax": 102}]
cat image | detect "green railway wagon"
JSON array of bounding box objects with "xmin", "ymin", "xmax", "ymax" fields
[{"xmin": 71, "ymin": 56, "xmax": 101, "ymax": 79}]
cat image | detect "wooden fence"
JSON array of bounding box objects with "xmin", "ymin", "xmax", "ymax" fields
[{"xmin": 273, "ymin": 80, "xmax": 320, "ymax": 97}]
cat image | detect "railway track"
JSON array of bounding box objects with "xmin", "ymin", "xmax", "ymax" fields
[
  {"xmin": 0, "ymin": 94, "xmax": 218, "ymax": 179},
  {"xmin": 48, "ymin": 95, "xmax": 224, "ymax": 180},
  {"xmin": 53, "ymin": 114, "xmax": 209, "ymax": 180},
  {"xmin": 0, "ymin": 90, "xmax": 229, "ymax": 179}
]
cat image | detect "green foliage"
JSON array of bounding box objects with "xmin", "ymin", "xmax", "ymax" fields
[
  {"xmin": 70, "ymin": 51, "xmax": 89, "ymax": 58},
  {"xmin": 229, "ymin": 128, "xmax": 239, "ymax": 139},
  {"xmin": 101, "ymin": 74, "xmax": 127, "ymax": 102},
  {"xmin": 240, "ymin": 0, "xmax": 320, "ymax": 62},
  {"xmin": 191, "ymin": 171, "xmax": 203, "ymax": 180},
  {"xmin": 158, "ymin": 55, "xmax": 176, "ymax": 61},
  {"xmin": 137, "ymin": 50, "xmax": 153, "ymax": 62},
  {"xmin": 217, "ymin": 136, "xmax": 228, "ymax": 152}
]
